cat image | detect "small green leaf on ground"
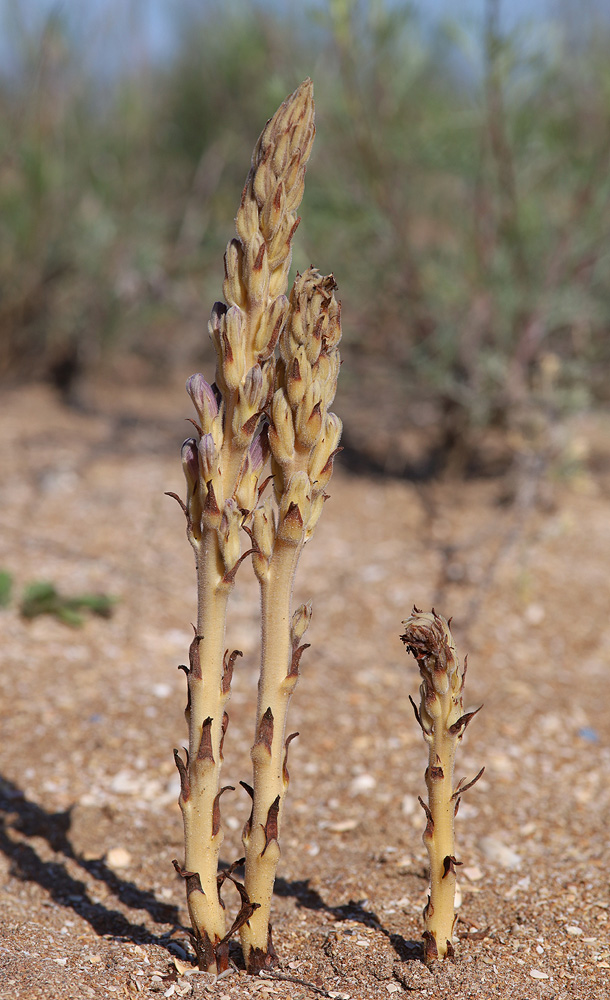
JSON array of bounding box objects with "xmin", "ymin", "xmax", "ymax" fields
[
  {"xmin": 20, "ymin": 581, "xmax": 117, "ymax": 627},
  {"xmin": 0, "ymin": 571, "xmax": 12, "ymax": 607}
]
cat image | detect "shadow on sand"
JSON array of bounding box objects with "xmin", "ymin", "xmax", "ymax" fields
[
  {"xmin": 274, "ymin": 874, "xmax": 424, "ymax": 965},
  {"xmin": 0, "ymin": 774, "xmax": 181, "ymax": 948}
]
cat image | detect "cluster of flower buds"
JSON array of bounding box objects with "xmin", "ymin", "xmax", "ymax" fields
[
  {"xmin": 208, "ymin": 302, "xmax": 276, "ymax": 422},
  {"xmin": 179, "ymin": 82, "xmax": 318, "ymax": 581},
  {"xmin": 252, "ymin": 267, "xmax": 342, "ymax": 571},
  {"xmin": 182, "ymin": 370, "xmax": 267, "ymax": 572},
  {"xmin": 209, "ymin": 79, "xmax": 316, "ymax": 477},
  {"xmin": 230, "ymin": 79, "xmax": 316, "ymax": 311},
  {"xmin": 402, "ymin": 609, "xmax": 466, "ymax": 738}
]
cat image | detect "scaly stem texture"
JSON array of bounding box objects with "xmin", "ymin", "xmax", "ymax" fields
[
  {"xmin": 240, "ymin": 539, "xmax": 300, "ymax": 969},
  {"xmin": 172, "ymin": 80, "xmax": 317, "ymax": 973},
  {"xmin": 242, "ymin": 269, "xmax": 342, "ymax": 972},
  {"xmin": 400, "ymin": 610, "xmax": 482, "ymax": 964},
  {"xmin": 175, "ymin": 534, "xmax": 232, "ymax": 971}
]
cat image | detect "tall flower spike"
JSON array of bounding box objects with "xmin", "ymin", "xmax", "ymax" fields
[
  {"xmin": 240, "ymin": 266, "xmax": 342, "ymax": 971},
  {"xmin": 229, "ymin": 78, "xmax": 315, "ymax": 357},
  {"xmin": 400, "ymin": 610, "xmax": 483, "ymax": 964},
  {"xmin": 173, "ymin": 80, "xmax": 316, "ymax": 976}
]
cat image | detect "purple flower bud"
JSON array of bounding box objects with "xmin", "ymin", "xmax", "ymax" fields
[
  {"xmin": 247, "ymin": 428, "xmax": 269, "ymax": 475},
  {"xmin": 186, "ymin": 373, "xmax": 219, "ymax": 430},
  {"xmin": 198, "ymin": 433, "xmax": 218, "ymax": 483},
  {"xmin": 242, "ymin": 364, "xmax": 264, "ymax": 409},
  {"xmin": 210, "ymin": 300, "xmax": 227, "ymax": 333},
  {"xmin": 181, "ymin": 437, "xmax": 199, "ymax": 492}
]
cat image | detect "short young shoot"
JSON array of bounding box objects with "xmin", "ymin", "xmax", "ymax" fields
[{"xmin": 400, "ymin": 609, "xmax": 483, "ymax": 963}]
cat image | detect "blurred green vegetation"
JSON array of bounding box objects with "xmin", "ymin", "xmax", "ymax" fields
[
  {"xmin": 0, "ymin": 570, "xmax": 12, "ymax": 607},
  {"xmin": 20, "ymin": 581, "xmax": 116, "ymax": 626},
  {"xmin": 0, "ymin": 568, "xmax": 116, "ymax": 626},
  {"xmin": 1, "ymin": 0, "xmax": 609, "ymax": 461}
]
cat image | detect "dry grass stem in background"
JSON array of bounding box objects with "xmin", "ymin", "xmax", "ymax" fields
[
  {"xmin": 401, "ymin": 610, "xmax": 484, "ymax": 963},
  {"xmin": 170, "ymin": 79, "xmax": 342, "ymax": 974}
]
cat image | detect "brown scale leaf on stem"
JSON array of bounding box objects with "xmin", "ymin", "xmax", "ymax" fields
[
  {"xmin": 222, "ymin": 546, "xmax": 256, "ymax": 585},
  {"xmin": 219, "ymin": 884, "xmax": 261, "ymax": 945},
  {"xmin": 282, "ymin": 732, "xmax": 299, "ymax": 786},
  {"xmin": 186, "ymin": 416, "xmax": 203, "ymax": 435},
  {"xmin": 240, "ymin": 780, "xmax": 255, "ymax": 839},
  {"xmin": 216, "ymin": 857, "xmax": 245, "ymax": 890},
  {"xmin": 172, "ymin": 860, "xmax": 204, "ymax": 898},
  {"xmin": 197, "ymin": 716, "xmax": 214, "ymax": 763},
  {"xmin": 448, "ymin": 705, "xmax": 483, "ymax": 736},
  {"xmin": 221, "ymin": 648, "xmax": 242, "ymax": 694},
  {"xmin": 442, "ymin": 855, "xmax": 463, "ymax": 879},
  {"xmin": 257, "ymin": 473, "xmax": 274, "ymax": 500},
  {"xmin": 178, "ymin": 663, "xmax": 192, "ymax": 719},
  {"xmin": 165, "ymin": 491, "xmax": 188, "ymax": 517},
  {"xmin": 452, "ymin": 766, "xmax": 486, "ymax": 800},
  {"xmin": 212, "ymin": 786, "xmax": 235, "ymax": 838},
  {"xmin": 408, "ymin": 693, "xmax": 426, "ymax": 734},
  {"xmin": 173, "ymin": 748, "xmax": 190, "ymax": 801},
  {"xmin": 188, "ymin": 631, "xmax": 203, "ymax": 680},
  {"xmin": 240, "ymin": 780, "xmax": 254, "ymax": 800},
  {"xmin": 288, "ymin": 643, "xmax": 310, "ymax": 678},
  {"xmin": 261, "ymin": 795, "xmax": 280, "ymax": 855},
  {"xmin": 418, "ymin": 795, "xmax": 435, "ymax": 838},
  {"xmin": 202, "ymin": 480, "xmax": 221, "ymax": 520},
  {"xmin": 219, "ymin": 711, "xmax": 229, "ymax": 760},
  {"xmin": 254, "ymin": 707, "xmax": 274, "ymax": 754}
]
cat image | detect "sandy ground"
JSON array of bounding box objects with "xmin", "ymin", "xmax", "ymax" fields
[{"xmin": 0, "ymin": 383, "xmax": 609, "ymax": 999}]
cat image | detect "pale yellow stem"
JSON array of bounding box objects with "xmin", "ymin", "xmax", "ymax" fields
[
  {"xmin": 423, "ymin": 708, "xmax": 458, "ymax": 962},
  {"xmin": 400, "ymin": 609, "xmax": 476, "ymax": 965},
  {"xmin": 240, "ymin": 537, "xmax": 302, "ymax": 971},
  {"xmin": 177, "ymin": 527, "xmax": 232, "ymax": 972}
]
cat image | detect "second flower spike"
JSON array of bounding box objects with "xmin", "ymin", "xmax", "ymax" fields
[{"xmin": 241, "ymin": 266, "xmax": 342, "ymax": 972}]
